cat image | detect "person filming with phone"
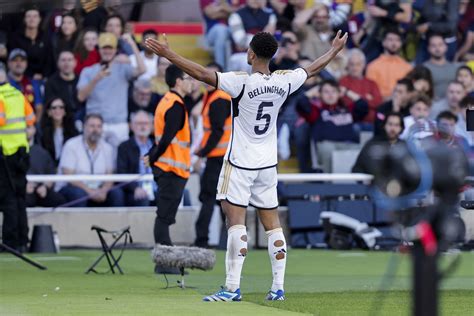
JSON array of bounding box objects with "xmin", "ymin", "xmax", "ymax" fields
[{"xmin": 77, "ymin": 32, "xmax": 145, "ymax": 148}]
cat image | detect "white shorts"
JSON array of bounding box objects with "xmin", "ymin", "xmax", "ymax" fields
[{"xmin": 216, "ymin": 160, "xmax": 279, "ymax": 209}]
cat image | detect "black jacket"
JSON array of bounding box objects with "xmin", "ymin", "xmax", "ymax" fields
[
  {"xmin": 44, "ymin": 72, "xmax": 81, "ymax": 112},
  {"xmin": 117, "ymin": 138, "xmax": 147, "ymax": 193}
]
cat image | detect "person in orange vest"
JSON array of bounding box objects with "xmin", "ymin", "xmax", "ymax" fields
[
  {"xmin": 0, "ymin": 62, "xmax": 36, "ymax": 252},
  {"xmin": 193, "ymin": 62, "xmax": 232, "ymax": 248},
  {"xmin": 144, "ymin": 64, "xmax": 192, "ymax": 252}
]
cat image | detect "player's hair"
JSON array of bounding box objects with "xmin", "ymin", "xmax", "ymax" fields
[
  {"xmin": 206, "ymin": 61, "xmax": 223, "ymax": 73},
  {"xmin": 396, "ymin": 78, "xmax": 415, "ymax": 92},
  {"xmin": 249, "ymin": 32, "xmax": 278, "ymax": 60},
  {"xmin": 383, "ymin": 112, "xmax": 405, "ymax": 132},
  {"xmin": 165, "ymin": 64, "xmax": 184, "ymax": 88},
  {"xmin": 436, "ymin": 111, "xmax": 458, "ymax": 123},
  {"xmin": 319, "ymin": 79, "xmax": 340, "ymax": 91},
  {"xmin": 84, "ymin": 113, "xmax": 104, "ymax": 124}
]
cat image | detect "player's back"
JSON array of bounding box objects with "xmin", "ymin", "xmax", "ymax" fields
[{"xmin": 217, "ymin": 68, "xmax": 307, "ymax": 169}]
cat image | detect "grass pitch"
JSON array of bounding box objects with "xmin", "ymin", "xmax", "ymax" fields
[{"xmin": 0, "ymin": 249, "xmax": 473, "ymax": 315}]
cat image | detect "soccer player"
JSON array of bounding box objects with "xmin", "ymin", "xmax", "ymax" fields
[{"xmin": 146, "ymin": 30, "xmax": 347, "ymax": 302}]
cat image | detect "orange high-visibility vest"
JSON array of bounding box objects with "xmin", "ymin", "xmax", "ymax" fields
[
  {"xmin": 199, "ymin": 90, "xmax": 232, "ymax": 158},
  {"xmin": 154, "ymin": 91, "xmax": 191, "ymax": 179}
]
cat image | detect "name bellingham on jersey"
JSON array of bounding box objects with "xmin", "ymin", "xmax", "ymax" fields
[
  {"xmin": 216, "ymin": 68, "xmax": 308, "ymax": 170},
  {"xmin": 248, "ymin": 86, "xmax": 287, "ymax": 99}
]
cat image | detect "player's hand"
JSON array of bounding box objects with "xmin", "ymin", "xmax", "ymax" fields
[
  {"xmin": 145, "ymin": 34, "xmax": 170, "ymax": 57},
  {"xmin": 331, "ymin": 30, "xmax": 348, "ymax": 53}
]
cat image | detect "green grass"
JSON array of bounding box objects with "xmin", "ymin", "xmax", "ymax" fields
[{"xmin": 0, "ymin": 249, "xmax": 473, "ymax": 315}]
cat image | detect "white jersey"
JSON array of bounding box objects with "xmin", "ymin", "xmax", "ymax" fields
[{"xmin": 217, "ymin": 68, "xmax": 307, "ymax": 169}]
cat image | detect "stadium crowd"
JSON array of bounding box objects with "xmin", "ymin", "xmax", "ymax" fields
[{"xmin": 0, "ymin": 0, "xmax": 473, "ymax": 209}]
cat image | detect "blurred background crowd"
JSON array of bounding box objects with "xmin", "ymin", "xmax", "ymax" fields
[{"xmin": 0, "ymin": 0, "xmax": 472, "ymax": 208}]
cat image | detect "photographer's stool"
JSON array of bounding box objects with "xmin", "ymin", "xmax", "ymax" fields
[{"xmin": 86, "ymin": 225, "xmax": 132, "ymax": 274}]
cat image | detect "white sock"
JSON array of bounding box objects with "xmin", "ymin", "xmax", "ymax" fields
[
  {"xmin": 225, "ymin": 225, "xmax": 247, "ymax": 292},
  {"xmin": 266, "ymin": 227, "xmax": 287, "ymax": 292}
]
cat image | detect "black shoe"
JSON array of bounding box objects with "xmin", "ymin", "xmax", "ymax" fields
[{"xmin": 154, "ymin": 265, "xmax": 188, "ymax": 275}]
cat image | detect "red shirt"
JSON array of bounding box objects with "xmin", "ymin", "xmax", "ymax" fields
[
  {"xmin": 74, "ymin": 49, "xmax": 100, "ymax": 75},
  {"xmin": 339, "ymin": 75, "xmax": 383, "ymax": 123}
]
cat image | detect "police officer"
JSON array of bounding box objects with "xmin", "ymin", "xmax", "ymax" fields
[
  {"xmin": 193, "ymin": 63, "xmax": 232, "ymax": 248},
  {"xmin": 0, "ymin": 62, "xmax": 36, "ymax": 252},
  {"xmin": 144, "ymin": 65, "xmax": 192, "ymax": 249}
]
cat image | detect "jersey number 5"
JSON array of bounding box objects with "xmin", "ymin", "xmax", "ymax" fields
[{"xmin": 254, "ymin": 102, "xmax": 273, "ymax": 135}]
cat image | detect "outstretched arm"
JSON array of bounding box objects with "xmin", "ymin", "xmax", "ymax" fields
[
  {"xmin": 304, "ymin": 31, "xmax": 348, "ymax": 78},
  {"xmin": 146, "ymin": 35, "xmax": 217, "ymax": 87}
]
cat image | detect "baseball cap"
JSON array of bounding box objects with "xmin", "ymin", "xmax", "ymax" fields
[
  {"xmin": 8, "ymin": 48, "xmax": 27, "ymax": 61},
  {"xmin": 98, "ymin": 32, "xmax": 118, "ymax": 49}
]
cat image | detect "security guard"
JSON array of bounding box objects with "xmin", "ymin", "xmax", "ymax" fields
[
  {"xmin": 0, "ymin": 62, "xmax": 36, "ymax": 252},
  {"xmin": 144, "ymin": 65, "xmax": 192, "ymax": 249},
  {"xmin": 193, "ymin": 63, "xmax": 231, "ymax": 248}
]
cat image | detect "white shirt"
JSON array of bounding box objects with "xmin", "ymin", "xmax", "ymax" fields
[
  {"xmin": 58, "ymin": 135, "xmax": 115, "ymax": 189},
  {"xmin": 130, "ymin": 51, "xmax": 158, "ymax": 81},
  {"xmin": 217, "ymin": 68, "xmax": 307, "ymax": 169}
]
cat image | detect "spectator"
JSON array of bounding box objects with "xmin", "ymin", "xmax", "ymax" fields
[
  {"xmin": 454, "ymin": 22, "xmax": 474, "ymax": 62},
  {"xmin": 405, "ymin": 65, "xmax": 434, "ymax": 100},
  {"xmin": 128, "ymin": 78, "xmax": 157, "ymax": 117},
  {"xmin": 130, "ymin": 29, "xmax": 159, "ymax": 81},
  {"xmin": 45, "ymin": 50, "xmax": 82, "ymax": 120},
  {"xmin": 7, "ymin": 49, "xmax": 43, "ymax": 113},
  {"xmin": 73, "ymin": 28, "xmax": 100, "ymax": 75},
  {"xmin": 366, "ymin": 29, "xmax": 412, "ymax": 99},
  {"xmin": 42, "ymin": 0, "xmax": 78, "ymax": 35},
  {"xmin": 228, "ymin": 0, "xmax": 277, "ymax": 71},
  {"xmin": 40, "ymin": 97, "xmax": 79, "ymax": 165},
  {"xmin": 103, "ymin": 14, "xmax": 134, "ymax": 56},
  {"xmin": 400, "ymin": 94, "xmax": 436, "ymax": 141},
  {"xmin": 80, "ymin": 0, "xmax": 108, "ymax": 32},
  {"xmin": 8, "ymin": 7, "xmax": 52, "ymax": 79},
  {"xmin": 423, "ymin": 33, "xmax": 460, "ymax": 100},
  {"xmin": 117, "ymin": 110, "xmax": 155, "ymax": 207},
  {"xmin": 151, "ymin": 57, "xmax": 171, "ymax": 96},
  {"xmin": 268, "ymin": 0, "xmax": 307, "ymax": 26},
  {"xmin": 297, "ymin": 79, "xmax": 366, "ymax": 173},
  {"xmin": 316, "ymin": 0, "xmax": 351, "ymax": 30},
  {"xmin": 374, "ymin": 78, "xmax": 414, "ymax": 135},
  {"xmin": 77, "ymin": 32, "xmax": 146, "ymax": 148},
  {"xmin": 292, "ymin": 4, "xmax": 333, "ymax": 62},
  {"xmin": 270, "ymin": 30, "xmax": 300, "ymax": 71},
  {"xmin": 361, "ymin": 0, "xmax": 412, "ymax": 62},
  {"xmin": 435, "ymin": 111, "xmax": 470, "ymax": 152},
  {"xmin": 430, "ymin": 81, "xmax": 466, "ymax": 120},
  {"xmin": 414, "ymin": 0, "xmax": 460, "ymax": 63},
  {"xmin": 50, "ymin": 13, "xmax": 79, "ymax": 65},
  {"xmin": 0, "ymin": 32, "xmax": 7, "ymax": 64},
  {"xmin": 293, "ymin": 57, "xmax": 325, "ymax": 173},
  {"xmin": 352, "ymin": 112, "xmax": 405, "ymax": 173},
  {"xmin": 58, "ymin": 113, "xmax": 124, "ymax": 207},
  {"xmin": 456, "ymin": 65, "xmax": 474, "ymax": 97},
  {"xmin": 200, "ymin": 0, "xmax": 241, "ymax": 71},
  {"xmin": 26, "ymin": 125, "xmax": 66, "ymax": 208},
  {"xmin": 339, "ymin": 48, "xmax": 383, "ymax": 126}
]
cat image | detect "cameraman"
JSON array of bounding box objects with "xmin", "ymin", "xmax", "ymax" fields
[{"xmin": 0, "ymin": 62, "xmax": 36, "ymax": 252}]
